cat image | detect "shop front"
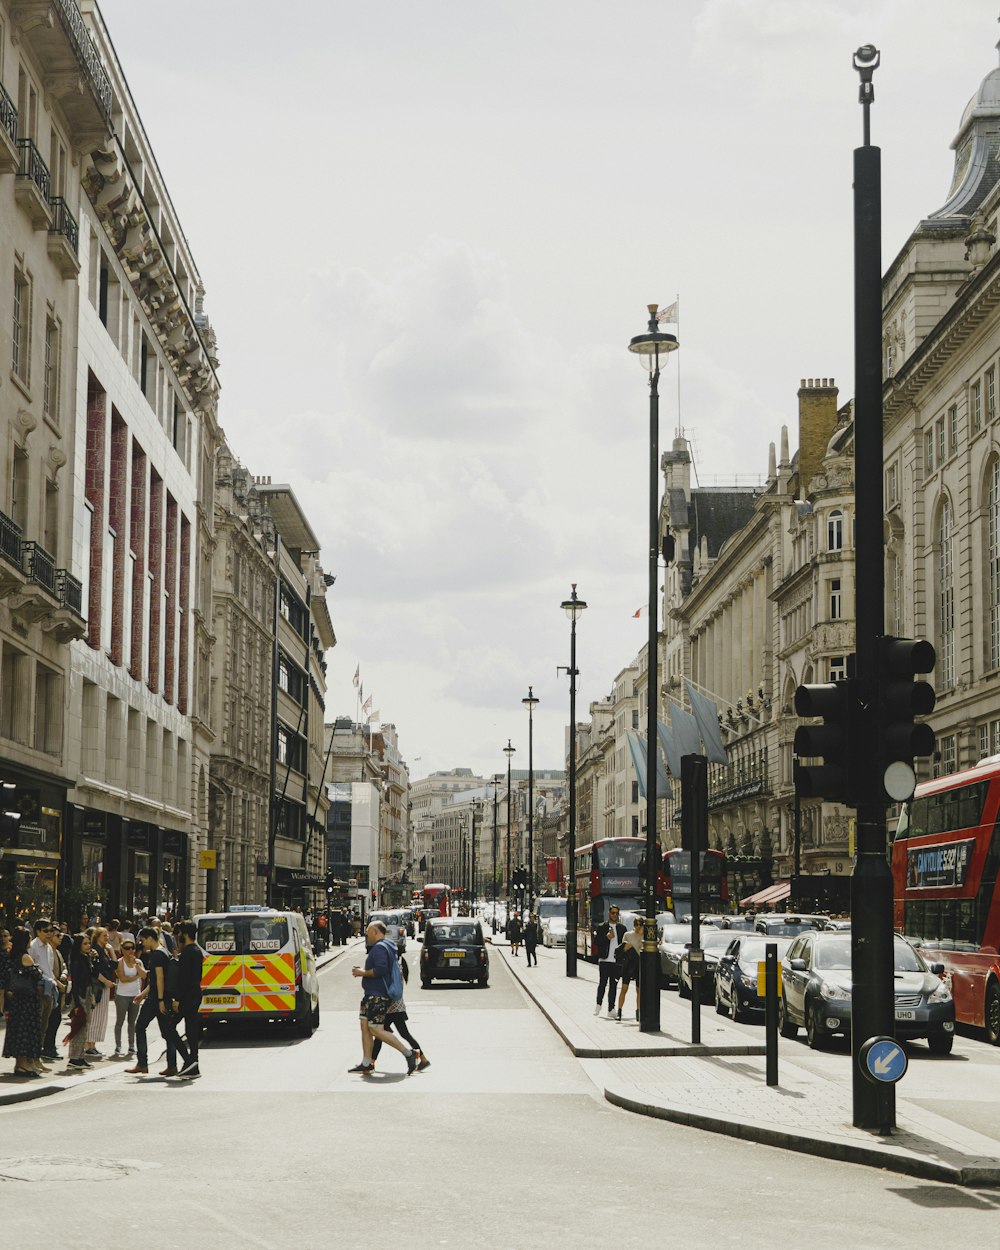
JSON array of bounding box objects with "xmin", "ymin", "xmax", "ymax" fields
[
  {"xmin": 64, "ymin": 808, "xmax": 189, "ymax": 923},
  {"xmin": 0, "ymin": 775, "xmax": 66, "ymax": 927}
]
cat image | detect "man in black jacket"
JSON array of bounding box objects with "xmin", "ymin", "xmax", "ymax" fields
[
  {"xmin": 169, "ymin": 921, "xmax": 204, "ymax": 1079},
  {"xmin": 592, "ymin": 905, "xmax": 626, "ymax": 1017}
]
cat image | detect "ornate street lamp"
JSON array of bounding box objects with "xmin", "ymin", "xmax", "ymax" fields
[
  {"xmin": 560, "ymin": 583, "xmax": 587, "ymax": 976},
  {"xmin": 491, "ymin": 773, "xmax": 501, "ymax": 932},
  {"xmin": 522, "ymin": 685, "xmax": 539, "ymax": 913},
  {"xmin": 628, "ymin": 304, "xmax": 678, "ymax": 1033}
]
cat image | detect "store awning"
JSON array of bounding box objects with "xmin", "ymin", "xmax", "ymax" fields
[{"xmin": 739, "ymin": 881, "xmax": 791, "ymax": 909}]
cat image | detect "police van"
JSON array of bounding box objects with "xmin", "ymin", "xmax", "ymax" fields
[{"xmin": 195, "ymin": 906, "xmax": 320, "ymax": 1036}]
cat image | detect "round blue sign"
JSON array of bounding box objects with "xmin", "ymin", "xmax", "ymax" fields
[{"xmin": 860, "ymin": 1036, "xmax": 908, "ymax": 1084}]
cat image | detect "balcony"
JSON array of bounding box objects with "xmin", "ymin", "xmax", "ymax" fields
[
  {"xmin": 44, "ymin": 568, "xmax": 87, "ymax": 642},
  {"xmin": 47, "ymin": 197, "xmax": 80, "ymax": 277},
  {"xmin": 0, "ymin": 82, "xmax": 17, "ymax": 173},
  {"xmin": 12, "ymin": 1, "xmax": 112, "ymax": 147},
  {"xmin": 0, "ymin": 510, "xmax": 25, "ymax": 596},
  {"xmin": 15, "ymin": 139, "xmax": 53, "ymax": 229},
  {"xmin": 6, "ymin": 541, "xmax": 58, "ymax": 622}
]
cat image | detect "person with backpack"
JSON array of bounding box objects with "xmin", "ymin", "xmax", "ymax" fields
[{"xmin": 347, "ymin": 919, "xmax": 417, "ymax": 1077}]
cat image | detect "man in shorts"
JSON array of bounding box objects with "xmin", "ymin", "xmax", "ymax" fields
[{"xmin": 348, "ymin": 919, "xmax": 417, "ymax": 1077}]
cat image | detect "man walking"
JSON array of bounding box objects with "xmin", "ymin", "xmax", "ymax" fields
[
  {"xmin": 126, "ymin": 927, "xmax": 173, "ymax": 1076},
  {"xmin": 593, "ymin": 905, "xmax": 626, "ymax": 1017},
  {"xmin": 171, "ymin": 920, "xmax": 204, "ymax": 1079},
  {"xmin": 523, "ymin": 914, "xmax": 540, "ymax": 967},
  {"xmin": 348, "ymin": 920, "xmax": 417, "ymax": 1077}
]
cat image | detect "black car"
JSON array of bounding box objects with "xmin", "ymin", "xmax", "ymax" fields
[
  {"xmin": 714, "ymin": 934, "xmax": 795, "ymax": 1022},
  {"xmin": 421, "ymin": 917, "xmax": 490, "ymax": 987}
]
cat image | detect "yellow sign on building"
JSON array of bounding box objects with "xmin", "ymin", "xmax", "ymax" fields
[{"xmin": 199, "ymin": 850, "xmax": 217, "ymax": 870}]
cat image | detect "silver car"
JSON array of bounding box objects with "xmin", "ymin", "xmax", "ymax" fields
[{"xmin": 368, "ymin": 910, "xmax": 407, "ymax": 953}]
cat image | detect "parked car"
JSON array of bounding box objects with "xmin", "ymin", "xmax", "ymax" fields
[
  {"xmin": 542, "ymin": 916, "xmax": 567, "ymax": 947},
  {"xmin": 778, "ymin": 931, "xmax": 955, "ymax": 1052},
  {"xmin": 368, "ymin": 910, "xmax": 407, "ymax": 953},
  {"xmin": 714, "ymin": 934, "xmax": 795, "ymax": 1021},
  {"xmin": 421, "ymin": 917, "xmax": 490, "ymax": 987},
  {"xmin": 400, "ymin": 908, "xmax": 415, "ymax": 937},
  {"xmin": 678, "ymin": 929, "xmax": 738, "ymax": 1002},
  {"xmin": 754, "ymin": 914, "xmax": 827, "ymax": 938},
  {"xmin": 658, "ymin": 926, "xmax": 694, "ymax": 988}
]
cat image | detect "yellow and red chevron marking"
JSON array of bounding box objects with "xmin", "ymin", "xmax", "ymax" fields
[
  {"xmin": 201, "ymin": 957, "xmax": 244, "ymax": 992},
  {"xmin": 244, "ymin": 953, "xmax": 295, "ymax": 989},
  {"xmin": 244, "ymin": 992, "xmax": 295, "ymax": 1012}
]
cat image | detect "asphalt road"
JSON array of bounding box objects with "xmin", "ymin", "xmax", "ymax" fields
[{"xmin": 1, "ymin": 945, "xmax": 999, "ymax": 1248}]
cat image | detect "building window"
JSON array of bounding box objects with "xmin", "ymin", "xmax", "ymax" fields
[
  {"xmin": 885, "ymin": 463, "xmax": 898, "ymax": 507},
  {"xmin": 829, "ymin": 578, "xmax": 842, "ymax": 621},
  {"xmin": 936, "ymin": 416, "xmax": 946, "ymax": 466},
  {"xmin": 948, "ymin": 405, "xmax": 958, "ymax": 455},
  {"xmin": 43, "ymin": 315, "xmax": 59, "ymax": 421},
  {"xmin": 937, "ymin": 734, "xmax": 957, "ymax": 778},
  {"xmin": 924, "ymin": 430, "xmax": 934, "ymax": 474},
  {"xmin": 13, "ymin": 264, "xmax": 31, "ymax": 385},
  {"xmin": 828, "ymin": 656, "xmax": 848, "ymax": 681},
  {"xmin": 826, "ymin": 509, "xmax": 844, "ymax": 552},
  {"xmin": 989, "ymin": 459, "xmax": 1000, "ymax": 671},
  {"xmin": 988, "ymin": 366, "xmax": 997, "ymax": 424},
  {"xmin": 938, "ymin": 499, "xmax": 955, "ymax": 688},
  {"xmin": 972, "ymin": 379, "xmax": 983, "ymax": 433}
]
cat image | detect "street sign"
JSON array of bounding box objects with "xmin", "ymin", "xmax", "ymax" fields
[
  {"xmin": 199, "ymin": 850, "xmax": 217, "ymax": 870},
  {"xmin": 859, "ymin": 1036, "xmax": 908, "ymax": 1084}
]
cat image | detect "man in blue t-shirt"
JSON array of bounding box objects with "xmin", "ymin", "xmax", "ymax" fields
[{"xmin": 348, "ymin": 919, "xmax": 417, "ymax": 1077}]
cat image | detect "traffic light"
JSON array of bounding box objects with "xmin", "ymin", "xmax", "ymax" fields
[
  {"xmin": 794, "ymin": 678, "xmax": 856, "ymax": 804},
  {"xmin": 325, "ymin": 868, "xmax": 334, "ymax": 897},
  {"xmin": 878, "ymin": 636, "xmax": 936, "ymax": 801}
]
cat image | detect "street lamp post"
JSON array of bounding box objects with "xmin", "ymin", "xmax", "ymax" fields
[
  {"xmin": 504, "ymin": 740, "xmax": 516, "ymax": 919},
  {"xmin": 471, "ymin": 799, "xmax": 480, "ymax": 917},
  {"xmin": 629, "ymin": 303, "xmax": 679, "ymax": 1034},
  {"xmin": 522, "ymin": 685, "xmax": 539, "ymax": 913},
  {"xmin": 491, "ymin": 774, "xmax": 501, "ymax": 932},
  {"xmin": 560, "ymin": 583, "xmax": 587, "ymax": 977}
]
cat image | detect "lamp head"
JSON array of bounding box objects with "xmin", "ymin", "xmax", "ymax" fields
[
  {"xmin": 628, "ymin": 305, "xmax": 679, "ymax": 373},
  {"xmin": 561, "ymin": 582, "xmax": 588, "ymax": 621},
  {"xmin": 522, "ymin": 685, "xmax": 540, "ymax": 711}
]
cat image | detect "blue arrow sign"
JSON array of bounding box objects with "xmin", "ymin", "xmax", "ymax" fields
[{"xmin": 860, "ymin": 1036, "xmax": 908, "ymax": 1084}]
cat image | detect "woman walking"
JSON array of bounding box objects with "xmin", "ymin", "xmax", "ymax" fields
[
  {"xmin": 85, "ymin": 926, "xmax": 118, "ymax": 1059},
  {"xmin": 3, "ymin": 928, "xmax": 44, "ymax": 1077},
  {"xmin": 615, "ymin": 916, "xmax": 644, "ymax": 1021},
  {"xmin": 370, "ymin": 954, "xmax": 430, "ymax": 1072},
  {"xmin": 67, "ymin": 933, "xmax": 96, "ymax": 1071},
  {"xmin": 112, "ymin": 937, "xmax": 145, "ymax": 1059},
  {"xmin": 523, "ymin": 914, "xmax": 540, "ymax": 967},
  {"xmin": 508, "ymin": 912, "xmax": 523, "ymax": 957}
]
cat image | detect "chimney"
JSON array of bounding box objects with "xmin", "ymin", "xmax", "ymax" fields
[{"xmin": 797, "ymin": 377, "xmax": 839, "ymax": 498}]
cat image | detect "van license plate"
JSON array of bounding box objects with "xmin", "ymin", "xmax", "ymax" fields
[
  {"xmin": 894, "ymin": 1009, "xmax": 916, "ymax": 1021},
  {"xmin": 204, "ymin": 994, "xmax": 239, "ymax": 1005}
]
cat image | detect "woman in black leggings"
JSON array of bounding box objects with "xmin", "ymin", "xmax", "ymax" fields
[{"xmin": 371, "ymin": 955, "xmax": 430, "ymax": 1071}]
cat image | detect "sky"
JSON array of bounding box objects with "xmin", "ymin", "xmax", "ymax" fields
[{"xmin": 99, "ymin": 0, "xmax": 998, "ymax": 780}]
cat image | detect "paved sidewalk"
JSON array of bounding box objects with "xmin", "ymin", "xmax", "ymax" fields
[
  {"xmin": 0, "ymin": 938, "xmax": 363, "ymax": 1108},
  {"xmin": 495, "ymin": 939, "xmax": 1000, "ymax": 1187}
]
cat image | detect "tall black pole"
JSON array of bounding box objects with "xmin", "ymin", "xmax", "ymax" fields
[
  {"xmin": 560, "ymin": 584, "xmax": 586, "ymax": 977},
  {"xmin": 523, "ymin": 686, "xmax": 539, "ymax": 913},
  {"xmin": 642, "ymin": 347, "xmax": 662, "ymax": 1032},
  {"xmin": 492, "ymin": 777, "xmax": 499, "ymax": 931},
  {"xmin": 505, "ymin": 740, "xmax": 515, "ymax": 918},
  {"xmin": 471, "ymin": 802, "xmax": 477, "ymax": 917},
  {"xmin": 851, "ymin": 46, "xmax": 894, "ymax": 1134}
]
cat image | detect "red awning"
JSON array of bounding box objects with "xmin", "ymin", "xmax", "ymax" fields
[{"xmin": 739, "ymin": 881, "xmax": 791, "ymax": 909}]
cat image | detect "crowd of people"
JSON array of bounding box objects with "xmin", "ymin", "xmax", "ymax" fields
[{"xmin": 0, "ymin": 912, "xmax": 203, "ymax": 1081}]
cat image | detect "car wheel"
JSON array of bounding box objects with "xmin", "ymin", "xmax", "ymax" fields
[
  {"xmin": 805, "ymin": 1000, "xmax": 824, "ymax": 1049},
  {"xmin": 678, "ymin": 977, "xmax": 690, "ymax": 1000},
  {"xmin": 927, "ymin": 1030, "xmax": 954, "ymax": 1056},
  {"xmin": 478, "ymin": 975, "xmax": 489, "ymax": 987},
  {"xmin": 715, "ymin": 988, "xmax": 727, "ymax": 1016},
  {"xmin": 729, "ymin": 989, "xmax": 742, "ymax": 1023},
  {"xmin": 987, "ymin": 980, "xmax": 1000, "ymax": 1046},
  {"xmin": 421, "ymin": 976, "xmax": 432, "ymax": 988},
  {"xmin": 778, "ymin": 997, "xmax": 797, "ymax": 1038}
]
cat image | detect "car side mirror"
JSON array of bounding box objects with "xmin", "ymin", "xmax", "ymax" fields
[
  {"xmin": 929, "ymin": 961, "xmax": 944, "ymax": 975},
  {"xmin": 789, "ymin": 958, "xmax": 807, "ymax": 971}
]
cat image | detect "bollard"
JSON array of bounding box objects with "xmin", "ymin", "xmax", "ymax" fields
[{"xmin": 763, "ymin": 941, "xmax": 779, "ymax": 1087}]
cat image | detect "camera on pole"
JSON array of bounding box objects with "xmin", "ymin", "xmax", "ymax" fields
[
  {"xmin": 793, "ymin": 677, "xmax": 856, "ymax": 805},
  {"xmin": 877, "ymin": 636, "xmax": 936, "ymax": 802}
]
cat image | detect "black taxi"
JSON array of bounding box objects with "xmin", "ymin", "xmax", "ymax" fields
[{"xmin": 420, "ymin": 917, "xmax": 489, "ymax": 987}]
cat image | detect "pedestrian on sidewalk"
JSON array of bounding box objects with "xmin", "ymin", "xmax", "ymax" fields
[
  {"xmin": 371, "ymin": 951, "xmax": 429, "ymax": 1072},
  {"xmin": 509, "ymin": 912, "xmax": 523, "ymax": 957},
  {"xmin": 126, "ymin": 927, "xmax": 173, "ymax": 1076},
  {"xmin": 112, "ymin": 937, "xmax": 145, "ymax": 1058},
  {"xmin": 28, "ymin": 920, "xmax": 58, "ymax": 1063},
  {"xmin": 3, "ymin": 928, "xmax": 44, "ymax": 1077},
  {"xmin": 348, "ymin": 920, "xmax": 417, "ymax": 1077},
  {"xmin": 593, "ymin": 905, "xmax": 626, "ymax": 1017},
  {"xmin": 41, "ymin": 924, "xmax": 68, "ymax": 1061},
  {"xmin": 85, "ymin": 926, "xmax": 118, "ymax": 1059},
  {"xmin": 616, "ymin": 916, "xmax": 643, "ymax": 1021},
  {"xmin": 66, "ymin": 932, "xmax": 96, "ymax": 1071},
  {"xmin": 523, "ymin": 914, "xmax": 539, "ymax": 967},
  {"xmin": 170, "ymin": 920, "xmax": 204, "ymax": 1079}
]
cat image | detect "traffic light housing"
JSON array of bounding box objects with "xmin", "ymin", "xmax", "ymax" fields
[
  {"xmin": 794, "ymin": 678, "xmax": 856, "ymax": 804},
  {"xmin": 325, "ymin": 868, "xmax": 334, "ymax": 897},
  {"xmin": 878, "ymin": 636, "xmax": 936, "ymax": 801}
]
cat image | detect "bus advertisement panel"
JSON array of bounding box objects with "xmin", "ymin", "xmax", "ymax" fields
[
  {"xmin": 891, "ymin": 758, "xmax": 1000, "ymax": 1044},
  {"xmin": 573, "ymin": 837, "xmax": 667, "ymax": 960}
]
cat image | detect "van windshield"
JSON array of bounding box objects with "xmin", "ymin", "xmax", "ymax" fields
[{"xmin": 198, "ymin": 915, "xmax": 290, "ymax": 954}]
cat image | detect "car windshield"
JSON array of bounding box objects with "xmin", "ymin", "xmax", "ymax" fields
[
  {"xmin": 661, "ymin": 927, "xmax": 693, "ymax": 947},
  {"xmin": 734, "ymin": 937, "xmax": 794, "ymax": 964},
  {"xmin": 758, "ymin": 923, "xmax": 814, "ymax": 936},
  {"xmin": 892, "ymin": 939, "xmax": 927, "ymax": 973},
  {"xmin": 813, "ymin": 938, "xmax": 852, "ymax": 969},
  {"xmin": 427, "ymin": 924, "xmax": 481, "ymax": 946},
  {"xmin": 699, "ymin": 931, "xmax": 737, "ymax": 952}
]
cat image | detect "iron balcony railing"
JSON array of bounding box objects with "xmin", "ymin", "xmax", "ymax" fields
[
  {"xmin": 0, "ymin": 509, "xmax": 22, "ymax": 568},
  {"xmin": 53, "ymin": 0, "xmax": 113, "ymax": 121},
  {"xmin": 56, "ymin": 569, "xmax": 83, "ymax": 614},
  {"xmin": 22, "ymin": 541, "xmax": 56, "ymax": 595},
  {"xmin": 49, "ymin": 197, "xmax": 79, "ymax": 254},
  {"xmin": 708, "ymin": 746, "xmax": 772, "ymax": 809},
  {"xmin": 0, "ymin": 81, "xmax": 16, "ymax": 146},
  {"xmin": 17, "ymin": 138, "xmax": 50, "ymax": 201}
]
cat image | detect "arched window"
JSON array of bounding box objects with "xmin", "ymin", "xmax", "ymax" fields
[
  {"xmin": 827, "ymin": 509, "xmax": 844, "ymax": 552},
  {"xmin": 989, "ymin": 459, "xmax": 1000, "ymax": 670},
  {"xmin": 938, "ymin": 500, "xmax": 955, "ymax": 688}
]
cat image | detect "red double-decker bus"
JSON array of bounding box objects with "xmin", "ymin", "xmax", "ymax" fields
[
  {"xmin": 662, "ymin": 848, "xmax": 729, "ymax": 919},
  {"xmin": 422, "ymin": 883, "xmax": 451, "ymax": 918},
  {"xmin": 573, "ymin": 837, "xmax": 667, "ymax": 960},
  {"xmin": 891, "ymin": 757, "xmax": 1000, "ymax": 1044}
]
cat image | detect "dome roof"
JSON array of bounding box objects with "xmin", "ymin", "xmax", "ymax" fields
[
  {"xmin": 927, "ymin": 49, "xmax": 1000, "ymax": 223},
  {"xmin": 956, "ymin": 63, "xmax": 1000, "ymax": 141}
]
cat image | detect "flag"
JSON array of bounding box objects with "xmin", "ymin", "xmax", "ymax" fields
[
  {"xmin": 626, "ymin": 732, "xmax": 672, "ymax": 800},
  {"xmin": 632, "ymin": 604, "xmax": 646, "ymax": 618},
  {"xmin": 368, "ymin": 709, "xmax": 379, "ymax": 723},
  {"xmin": 685, "ymin": 680, "xmax": 728, "ymax": 765},
  {"xmin": 352, "ymin": 665, "xmax": 360, "ymax": 689},
  {"xmin": 667, "ymin": 701, "xmax": 702, "ymax": 761},
  {"xmin": 656, "ymin": 299, "xmax": 679, "ymax": 325},
  {"xmin": 657, "ymin": 719, "xmax": 681, "ymax": 779},
  {"xmin": 362, "ymin": 694, "xmax": 373, "ymax": 714},
  {"xmin": 419, "ymin": 855, "xmax": 428, "ymax": 872},
  {"xmin": 546, "ymin": 858, "xmax": 561, "ymax": 883}
]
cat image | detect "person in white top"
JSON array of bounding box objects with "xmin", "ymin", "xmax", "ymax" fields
[
  {"xmin": 112, "ymin": 938, "xmax": 146, "ymax": 1059},
  {"xmin": 28, "ymin": 920, "xmax": 58, "ymax": 1071}
]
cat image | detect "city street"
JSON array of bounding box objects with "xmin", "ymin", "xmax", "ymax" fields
[{"xmin": 1, "ymin": 942, "xmax": 999, "ymax": 1248}]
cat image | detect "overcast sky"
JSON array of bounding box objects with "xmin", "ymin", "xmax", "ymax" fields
[{"xmin": 100, "ymin": 0, "xmax": 997, "ymax": 780}]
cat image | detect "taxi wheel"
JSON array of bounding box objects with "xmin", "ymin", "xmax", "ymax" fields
[{"xmin": 421, "ymin": 977, "xmax": 432, "ymax": 989}]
